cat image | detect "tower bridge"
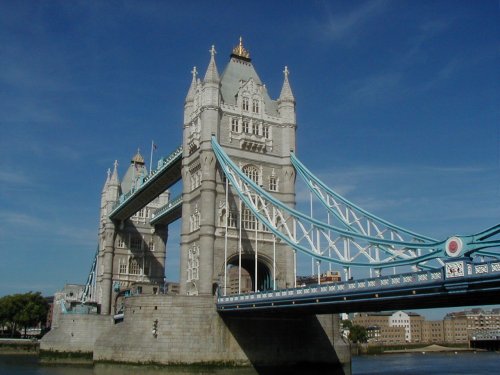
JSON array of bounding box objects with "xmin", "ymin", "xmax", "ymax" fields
[{"xmin": 41, "ymin": 39, "xmax": 499, "ymax": 371}]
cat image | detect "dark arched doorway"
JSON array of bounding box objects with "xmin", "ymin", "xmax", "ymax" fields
[{"xmin": 225, "ymin": 255, "xmax": 272, "ymax": 294}]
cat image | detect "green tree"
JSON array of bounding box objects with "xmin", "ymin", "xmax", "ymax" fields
[
  {"xmin": 341, "ymin": 319, "xmax": 353, "ymax": 330},
  {"xmin": 0, "ymin": 292, "xmax": 49, "ymax": 337},
  {"xmin": 348, "ymin": 324, "xmax": 368, "ymax": 343}
]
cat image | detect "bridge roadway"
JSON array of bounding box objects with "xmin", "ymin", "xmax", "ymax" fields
[
  {"xmin": 109, "ymin": 146, "xmax": 182, "ymax": 222},
  {"xmin": 217, "ymin": 259, "xmax": 500, "ymax": 315}
]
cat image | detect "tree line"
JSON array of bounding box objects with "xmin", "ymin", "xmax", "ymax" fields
[
  {"xmin": 342, "ymin": 319, "xmax": 368, "ymax": 343},
  {"xmin": 0, "ymin": 292, "xmax": 49, "ymax": 338}
]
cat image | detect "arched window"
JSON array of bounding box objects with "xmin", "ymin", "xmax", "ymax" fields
[
  {"xmin": 269, "ymin": 175, "xmax": 278, "ymax": 191},
  {"xmin": 242, "ymin": 97, "xmax": 249, "ymax": 111},
  {"xmin": 242, "ymin": 165, "xmax": 259, "ymax": 184},
  {"xmin": 129, "ymin": 258, "xmax": 140, "ymax": 275},
  {"xmin": 252, "ymin": 99, "xmax": 259, "ymax": 113},
  {"xmin": 242, "ymin": 208, "xmax": 256, "ymax": 230}
]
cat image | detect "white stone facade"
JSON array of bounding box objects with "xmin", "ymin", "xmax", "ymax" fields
[{"xmin": 179, "ymin": 41, "xmax": 297, "ymax": 296}]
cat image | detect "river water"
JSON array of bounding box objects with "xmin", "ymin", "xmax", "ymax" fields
[{"xmin": 1, "ymin": 352, "xmax": 499, "ymax": 374}]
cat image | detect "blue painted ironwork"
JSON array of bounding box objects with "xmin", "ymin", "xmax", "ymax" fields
[
  {"xmin": 211, "ymin": 137, "xmax": 499, "ymax": 269},
  {"xmin": 291, "ymin": 153, "xmax": 436, "ymax": 243},
  {"xmin": 81, "ymin": 246, "xmax": 98, "ymax": 303},
  {"xmin": 217, "ymin": 259, "xmax": 500, "ymax": 313}
]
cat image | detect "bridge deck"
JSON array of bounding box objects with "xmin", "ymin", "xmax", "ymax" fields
[
  {"xmin": 217, "ymin": 260, "xmax": 500, "ymax": 315},
  {"xmin": 109, "ymin": 146, "xmax": 182, "ymax": 221}
]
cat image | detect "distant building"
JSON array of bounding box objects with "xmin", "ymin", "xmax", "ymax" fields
[
  {"xmin": 354, "ymin": 311, "xmax": 424, "ymax": 344},
  {"xmin": 422, "ymin": 320, "xmax": 444, "ymax": 343},
  {"xmin": 297, "ymin": 270, "xmax": 342, "ymax": 287},
  {"xmin": 352, "ymin": 308, "xmax": 500, "ymax": 345},
  {"xmin": 444, "ymin": 308, "xmax": 500, "ymax": 343},
  {"xmin": 227, "ymin": 266, "xmax": 253, "ymax": 294}
]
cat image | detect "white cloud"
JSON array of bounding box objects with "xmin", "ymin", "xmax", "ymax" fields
[
  {"xmin": 320, "ymin": 0, "xmax": 389, "ymax": 43},
  {"xmin": 0, "ymin": 171, "xmax": 31, "ymax": 186},
  {"xmin": 292, "ymin": 161, "xmax": 499, "ymax": 239},
  {"xmin": 0, "ymin": 211, "xmax": 95, "ymax": 247}
]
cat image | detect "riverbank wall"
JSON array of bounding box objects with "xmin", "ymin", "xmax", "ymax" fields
[
  {"xmin": 0, "ymin": 339, "xmax": 39, "ymax": 355},
  {"xmin": 41, "ymin": 294, "xmax": 351, "ymax": 372},
  {"xmin": 351, "ymin": 342, "xmax": 471, "ymax": 355}
]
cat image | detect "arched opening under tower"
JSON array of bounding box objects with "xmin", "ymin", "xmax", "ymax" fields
[{"xmin": 224, "ymin": 255, "xmax": 273, "ymax": 295}]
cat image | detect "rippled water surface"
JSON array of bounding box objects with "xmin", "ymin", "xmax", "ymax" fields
[{"xmin": 1, "ymin": 352, "xmax": 499, "ymax": 374}]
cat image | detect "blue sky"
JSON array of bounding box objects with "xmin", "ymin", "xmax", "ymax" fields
[{"xmin": 0, "ymin": 1, "xmax": 498, "ymax": 320}]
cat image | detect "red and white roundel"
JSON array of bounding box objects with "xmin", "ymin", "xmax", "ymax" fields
[{"xmin": 445, "ymin": 237, "xmax": 463, "ymax": 257}]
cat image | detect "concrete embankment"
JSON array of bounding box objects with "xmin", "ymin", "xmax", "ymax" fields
[
  {"xmin": 41, "ymin": 294, "xmax": 351, "ymax": 372},
  {"xmin": 0, "ymin": 338, "xmax": 39, "ymax": 355}
]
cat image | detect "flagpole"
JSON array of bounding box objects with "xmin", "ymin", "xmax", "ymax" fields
[{"xmin": 149, "ymin": 140, "xmax": 154, "ymax": 175}]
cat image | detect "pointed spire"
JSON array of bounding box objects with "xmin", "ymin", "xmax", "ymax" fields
[
  {"xmin": 102, "ymin": 168, "xmax": 111, "ymax": 192},
  {"xmin": 109, "ymin": 160, "xmax": 119, "ymax": 186},
  {"xmin": 185, "ymin": 66, "xmax": 197, "ymax": 103},
  {"xmin": 279, "ymin": 66, "xmax": 295, "ymax": 103},
  {"xmin": 203, "ymin": 45, "xmax": 220, "ymax": 84}
]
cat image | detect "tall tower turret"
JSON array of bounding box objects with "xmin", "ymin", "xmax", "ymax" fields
[
  {"xmin": 98, "ymin": 160, "xmax": 121, "ymax": 315},
  {"xmin": 96, "ymin": 151, "xmax": 169, "ymax": 315},
  {"xmin": 184, "ymin": 67, "xmax": 197, "ymax": 125},
  {"xmin": 278, "ymin": 66, "xmax": 296, "ymax": 155},
  {"xmin": 179, "ymin": 39, "xmax": 297, "ymax": 296}
]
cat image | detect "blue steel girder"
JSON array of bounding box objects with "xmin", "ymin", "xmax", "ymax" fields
[
  {"xmin": 211, "ymin": 137, "xmax": 499, "ymax": 268},
  {"xmin": 291, "ymin": 153, "xmax": 436, "ymax": 243},
  {"xmin": 81, "ymin": 246, "xmax": 98, "ymax": 303},
  {"xmin": 109, "ymin": 145, "xmax": 182, "ymax": 221}
]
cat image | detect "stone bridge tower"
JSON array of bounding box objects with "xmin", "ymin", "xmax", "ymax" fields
[
  {"xmin": 97, "ymin": 152, "xmax": 169, "ymax": 315},
  {"xmin": 180, "ymin": 39, "xmax": 297, "ymax": 296}
]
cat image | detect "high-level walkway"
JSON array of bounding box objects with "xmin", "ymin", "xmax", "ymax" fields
[{"xmin": 109, "ymin": 146, "xmax": 182, "ymax": 221}]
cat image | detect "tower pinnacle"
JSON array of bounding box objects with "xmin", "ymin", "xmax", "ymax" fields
[
  {"xmin": 203, "ymin": 44, "xmax": 219, "ymax": 84},
  {"xmin": 278, "ymin": 65, "xmax": 295, "ymax": 103},
  {"xmin": 231, "ymin": 37, "xmax": 251, "ymax": 61},
  {"xmin": 185, "ymin": 66, "xmax": 197, "ymax": 103}
]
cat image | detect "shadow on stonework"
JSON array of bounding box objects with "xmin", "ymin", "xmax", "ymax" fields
[{"xmin": 222, "ymin": 314, "xmax": 350, "ymax": 375}]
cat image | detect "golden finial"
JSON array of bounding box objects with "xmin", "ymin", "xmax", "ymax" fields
[{"xmin": 232, "ymin": 36, "xmax": 250, "ymax": 59}]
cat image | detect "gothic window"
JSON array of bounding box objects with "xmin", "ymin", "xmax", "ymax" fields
[
  {"xmin": 227, "ymin": 210, "xmax": 237, "ymax": 228},
  {"xmin": 117, "ymin": 236, "xmax": 126, "ymax": 248},
  {"xmin": 263, "ymin": 125, "xmax": 270, "ymax": 139},
  {"xmin": 129, "ymin": 258, "xmax": 140, "ymax": 275},
  {"xmin": 252, "ymin": 122, "xmax": 259, "ymax": 135},
  {"xmin": 269, "ymin": 175, "xmax": 278, "ymax": 191},
  {"xmin": 187, "ymin": 244, "xmax": 200, "ymax": 282},
  {"xmin": 144, "ymin": 258, "xmax": 151, "ymax": 276},
  {"xmin": 148, "ymin": 238, "xmax": 155, "ymax": 252},
  {"xmin": 242, "ymin": 208, "xmax": 256, "ymax": 230},
  {"xmin": 190, "ymin": 169, "xmax": 202, "ymax": 190},
  {"xmin": 190, "ymin": 206, "xmax": 200, "ymax": 232},
  {"xmin": 242, "ymin": 120, "xmax": 249, "ymax": 133},
  {"xmin": 195, "ymin": 212, "xmax": 200, "ymax": 229},
  {"xmin": 130, "ymin": 236, "xmax": 142, "ymax": 251},
  {"xmin": 231, "ymin": 118, "xmax": 239, "ymax": 132},
  {"xmin": 119, "ymin": 258, "xmax": 127, "ymax": 274},
  {"xmin": 252, "ymin": 100, "xmax": 259, "ymax": 113},
  {"xmin": 243, "ymin": 165, "xmax": 259, "ymax": 184},
  {"xmin": 242, "ymin": 97, "xmax": 249, "ymax": 111}
]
